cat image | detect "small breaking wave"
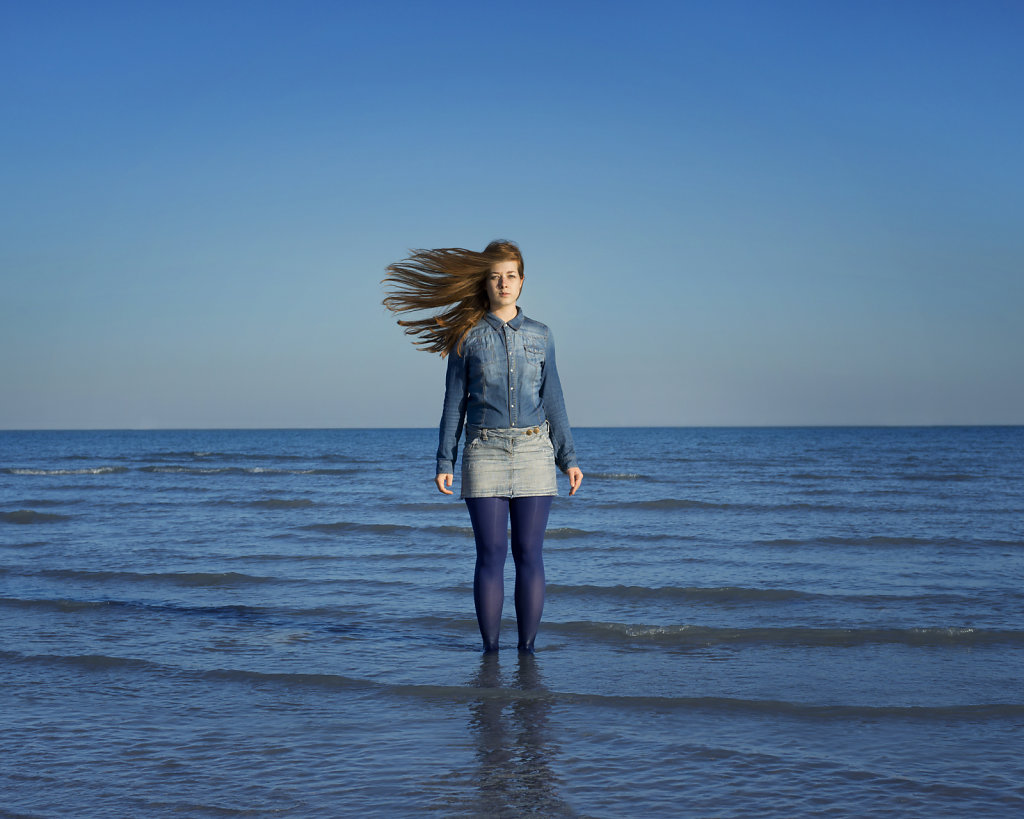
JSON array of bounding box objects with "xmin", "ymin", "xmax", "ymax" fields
[
  {"xmin": 140, "ymin": 465, "xmax": 357, "ymax": 476},
  {"xmin": 4, "ymin": 466, "xmax": 128, "ymax": 476},
  {"xmin": 547, "ymin": 621, "xmax": 1024, "ymax": 648},
  {"xmin": 544, "ymin": 527, "xmax": 594, "ymax": 540},
  {"xmin": 143, "ymin": 450, "xmax": 373, "ymax": 464}
]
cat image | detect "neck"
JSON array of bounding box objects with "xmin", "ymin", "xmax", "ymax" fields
[{"xmin": 490, "ymin": 304, "xmax": 518, "ymax": 323}]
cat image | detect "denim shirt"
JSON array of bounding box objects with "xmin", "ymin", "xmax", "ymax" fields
[{"xmin": 436, "ymin": 308, "xmax": 579, "ymax": 475}]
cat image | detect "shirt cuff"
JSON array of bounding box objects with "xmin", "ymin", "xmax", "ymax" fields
[{"xmin": 436, "ymin": 460, "xmax": 454, "ymax": 475}]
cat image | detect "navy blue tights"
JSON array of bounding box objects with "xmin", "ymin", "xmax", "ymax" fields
[{"xmin": 465, "ymin": 496, "xmax": 553, "ymax": 653}]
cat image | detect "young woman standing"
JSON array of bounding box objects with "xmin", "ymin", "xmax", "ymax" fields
[{"xmin": 384, "ymin": 240, "xmax": 583, "ymax": 653}]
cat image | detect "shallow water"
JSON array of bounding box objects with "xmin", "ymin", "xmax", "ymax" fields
[{"xmin": 2, "ymin": 427, "xmax": 1023, "ymax": 817}]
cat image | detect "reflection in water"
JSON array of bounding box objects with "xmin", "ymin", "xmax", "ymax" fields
[{"xmin": 465, "ymin": 653, "xmax": 576, "ymax": 817}]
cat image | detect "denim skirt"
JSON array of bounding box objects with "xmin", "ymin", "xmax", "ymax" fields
[{"xmin": 461, "ymin": 421, "xmax": 558, "ymax": 499}]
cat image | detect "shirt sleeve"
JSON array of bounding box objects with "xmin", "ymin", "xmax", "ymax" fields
[
  {"xmin": 435, "ymin": 346, "xmax": 468, "ymax": 475},
  {"xmin": 540, "ymin": 328, "xmax": 579, "ymax": 472}
]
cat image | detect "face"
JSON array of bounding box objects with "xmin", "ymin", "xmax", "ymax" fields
[{"xmin": 485, "ymin": 259, "xmax": 523, "ymax": 311}]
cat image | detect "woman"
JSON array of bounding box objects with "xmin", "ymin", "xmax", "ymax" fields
[{"xmin": 383, "ymin": 240, "xmax": 583, "ymax": 653}]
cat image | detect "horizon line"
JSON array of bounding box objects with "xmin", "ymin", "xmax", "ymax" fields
[{"xmin": 3, "ymin": 424, "xmax": 1022, "ymax": 433}]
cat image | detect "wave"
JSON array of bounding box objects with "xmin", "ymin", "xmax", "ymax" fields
[
  {"xmin": 224, "ymin": 552, "xmax": 343, "ymax": 563},
  {"xmin": 246, "ymin": 498, "xmax": 316, "ymax": 509},
  {"xmin": 310, "ymin": 519, "xmax": 598, "ymax": 543},
  {"xmin": 545, "ymin": 695, "xmax": 1024, "ymax": 721},
  {"xmin": 600, "ymin": 497, "xmax": 852, "ymax": 513},
  {"xmin": 300, "ymin": 521, "xmax": 471, "ymax": 537},
  {"xmin": 363, "ymin": 549, "xmax": 464, "ymax": 561},
  {"xmin": 5, "ymin": 651, "xmax": 159, "ymax": 672},
  {"xmin": 2, "ymin": 509, "xmax": 72, "ymax": 524},
  {"xmin": 302, "ymin": 519, "xmax": 677, "ymax": 545},
  {"xmin": 0, "ymin": 596, "xmax": 137, "ymax": 614},
  {"xmin": 546, "ymin": 621, "xmax": 1024, "ymax": 648},
  {"xmin": 3, "ymin": 466, "xmax": 129, "ymax": 476},
  {"xmin": 146, "ymin": 450, "xmax": 307, "ymax": 461},
  {"xmin": 588, "ymin": 472, "xmax": 651, "ymax": 481},
  {"xmin": 395, "ymin": 502, "xmax": 464, "ymax": 512},
  {"xmin": 544, "ymin": 527, "xmax": 594, "ymax": 540},
  {"xmin": 0, "ymin": 594, "xmax": 403, "ymax": 627},
  {"xmin": 31, "ymin": 568, "xmax": 274, "ymax": 587},
  {"xmin": 0, "ymin": 596, "xmax": 307, "ymax": 622},
  {"xmin": 775, "ymin": 502, "xmax": 848, "ymax": 512},
  {"xmin": 5, "ymin": 497, "xmax": 78, "ymax": 507},
  {"xmin": 139, "ymin": 466, "xmax": 357, "ymax": 476},
  {"xmin": 143, "ymin": 450, "xmax": 373, "ymax": 464},
  {"xmin": 302, "ymin": 521, "xmax": 416, "ymax": 535},
  {"xmin": 426, "ymin": 523, "xmax": 482, "ymax": 537},
  {"xmin": 607, "ymin": 498, "xmax": 743, "ymax": 511},
  {"xmin": 900, "ymin": 473, "xmax": 975, "ymax": 482},
  {"xmin": 61, "ymin": 453, "xmax": 130, "ymax": 461},
  {"xmin": 5, "ymin": 647, "xmax": 1022, "ymax": 721},
  {"xmin": 3, "ymin": 648, "xmax": 377, "ymax": 690},
  {"xmin": 146, "ymin": 450, "xmax": 227, "ymax": 459},
  {"xmin": 756, "ymin": 535, "xmax": 1024, "ymax": 549},
  {"xmin": 548, "ymin": 583, "xmax": 813, "ymax": 603}
]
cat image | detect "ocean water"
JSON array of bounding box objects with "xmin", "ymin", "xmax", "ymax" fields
[{"xmin": 1, "ymin": 426, "xmax": 1022, "ymax": 818}]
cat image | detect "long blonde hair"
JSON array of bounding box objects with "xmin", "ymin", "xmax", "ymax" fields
[{"xmin": 382, "ymin": 240, "xmax": 524, "ymax": 356}]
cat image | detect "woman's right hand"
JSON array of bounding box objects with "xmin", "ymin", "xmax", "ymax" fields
[{"xmin": 435, "ymin": 473, "xmax": 454, "ymax": 495}]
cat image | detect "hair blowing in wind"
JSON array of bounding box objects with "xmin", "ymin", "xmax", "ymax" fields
[{"xmin": 382, "ymin": 240, "xmax": 524, "ymax": 357}]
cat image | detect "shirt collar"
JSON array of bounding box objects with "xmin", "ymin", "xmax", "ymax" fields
[{"xmin": 484, "ymin": 307, "xmax": 524, "ymax": 331}]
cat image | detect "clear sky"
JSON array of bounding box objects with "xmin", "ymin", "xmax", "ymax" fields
[{"xmin": 2, "ymin": 0, "xmax": 1022, "ymax": 429}]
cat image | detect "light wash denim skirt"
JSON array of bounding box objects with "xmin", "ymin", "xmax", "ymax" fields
[{"xmin": 461, "ymin": 421, "xmax": 558, "ymax": 499}]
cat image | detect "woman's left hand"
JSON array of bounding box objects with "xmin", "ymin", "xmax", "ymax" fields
[{"xmin": 567, "ymin": 467, "xmax": 583, "ymax": 496}]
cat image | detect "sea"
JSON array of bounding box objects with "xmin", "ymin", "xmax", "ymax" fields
[{"xmin": 1, "ymin": 426, "xmax": 1022, "ymax": 818}]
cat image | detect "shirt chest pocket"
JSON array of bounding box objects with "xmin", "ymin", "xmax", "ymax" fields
[
  {"xmin": 466, "ymin": 338, "xmax": 500, "ymax": 366},
  {"xmin": 520, "ymin": 344, "xmax": 545, "ymax": 391}
]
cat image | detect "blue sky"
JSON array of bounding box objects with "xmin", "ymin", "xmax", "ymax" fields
[{"xmin": 2, "ymin": 0, "xmax": 1022, "ymax": 428}]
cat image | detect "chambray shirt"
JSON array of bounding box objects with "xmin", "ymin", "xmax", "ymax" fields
[{"xmin": 436, "ymin": 308, "xmax": 579, "ymax": 475}]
